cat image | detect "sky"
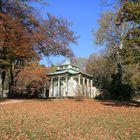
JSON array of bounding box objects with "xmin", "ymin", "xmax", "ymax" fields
[{"xmin": 32, "ymin": 0, "xmax": 114, "ymax": 65}]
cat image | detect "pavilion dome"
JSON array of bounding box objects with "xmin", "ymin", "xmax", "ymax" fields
[{"xmin": 63, "ymin": 59, "xmax": 71, "ymax": 65}]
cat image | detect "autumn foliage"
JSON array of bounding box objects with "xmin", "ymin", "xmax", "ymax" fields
[
  {"xmin": 0, "ymin": 0, "xmax": 77, "ymax": 97},
  {"xmin": 13, "ymin": 63, "xmax": 55, "ymax": 96}
]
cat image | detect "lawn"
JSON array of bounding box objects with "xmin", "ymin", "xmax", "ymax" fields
[{"xmin": 0, "ymin": 99, "xmax": 140, "ymax": 140}]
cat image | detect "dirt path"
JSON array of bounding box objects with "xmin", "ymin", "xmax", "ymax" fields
[{"xmin": 0, "ymin": 99, "xmax": 24, "ymax": 105}]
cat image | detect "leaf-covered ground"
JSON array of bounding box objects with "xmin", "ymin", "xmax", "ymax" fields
[{"xmin": 0, "ymin": 99, "xmax": 140, "ymax": 140}]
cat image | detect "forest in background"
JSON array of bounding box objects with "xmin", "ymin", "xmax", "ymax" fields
[{"xmin": 84, "ymin": 0, "xmax": 140, "ymax": 100}]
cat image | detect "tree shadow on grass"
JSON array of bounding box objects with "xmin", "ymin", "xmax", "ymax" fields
[{"xmin": 96, "ymin": 99, "xmax": 140, "ymax": 108}]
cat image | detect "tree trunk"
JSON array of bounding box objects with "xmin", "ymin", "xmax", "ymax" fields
[
  {"xmin": 0, "ymin": 0, "xmax": 2, "ymax": 12},
  {"xmin": 0, "ymin": 69, "xmax": 7, "ymax": 98},
  {"xmin": 116, "ymin": 21, "xmax": 124, "ymax": 84},
  {"xmin": 0, "ymin": 70, "xmax": 3, "ymax": 98},
  {"xmin": 8, "ymin": 61, "xmax": 14, "ymax": 97},
  {"xmin": 116, "ymin": 50, "xmax": 123, "ymax": 84}
]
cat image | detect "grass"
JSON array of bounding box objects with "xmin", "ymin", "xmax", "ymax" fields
[{"xmin": 0, "ymin": 99, "xmax": 140, "ymax": 140}]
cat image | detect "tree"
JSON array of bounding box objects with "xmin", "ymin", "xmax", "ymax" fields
[
  {"xmin": 93, "ymin": 11, "xmax": 130, "ymax": 86},
  {"xmin": 34, "ymin": 14, "xmax": 76, "ymax": 58},
  {"xmin": 92, "ymin": 1, "xmax": 140, "ymax": 100},
  {"xmin": 93, "ymin": 11, "xmax": 128, "ymax": 63},
  {"xmin": 116, "ymin": 0, "xmax": 140, "ymax": 92},
  {"xmin": 14, "ymin": 62, "xmax": 55, "ymax": 97},
  {"xmin": 116, "ymin": 0, "xmax": 140, "ymax": 62},
  {"xmin": 123, "ymin": 64, "xmax": 140, "ymax": 90},
  {"xmin": 86, "ymin": 54, "xmax": 115, "ymax": 89},
  {"xmin": 73, "ymin": 57, "xmax": 88, "ymax": 72},
  {"xmin": 0, "ymin": 0, "xmax": 77, "ymax": 98},
  {"xmin": 0, "ymin": 13, "xmax": 36, "ymax": 97},
  {"xmin": 92, "ymin": 10, "xmax": 138, "ymax": 100}
]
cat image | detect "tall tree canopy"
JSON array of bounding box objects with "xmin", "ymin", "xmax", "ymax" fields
[
  {"xmin": 116, "ymin": 0, "xmax": 140, "ymax": 91},
  {"xmin": 116, "ymin": 0, "xmax": 140, "ymax": 62},
  {"xmin": 86, "ymin": 54, "xmax": 115, "ymax": 89},
  {"xmin": 0, "ymin": 0, "xmax": 77, "ymax": 97},
  {"xmin": 91, "ymin": 1, "xmax": 140, "ymax": 100}
]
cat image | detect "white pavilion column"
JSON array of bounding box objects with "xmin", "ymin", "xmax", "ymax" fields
[
  {"xmin": 57, "ymin": 76, "xmax": 60, "ymax": 97},
  {"xmin": 82, "ymin": 77, "xmax": 85, "ymax": 85},
  {"xmin": 78, "ymin": 74, "xmax": 81, "ymax": 85},
  {"xmin": 78, "ymin": 74, "xmax": 81, "ymax": 93},
  {"xmin": 65, "ymin": 74, "xmax": 68, "ymax": 96},
  {"xmin": 87, "ymin": 79, "xmax": 89, "ymax": 87},
  {"xmin": 90, "ymin": 79, "xmax": 93, "ymax": 97},
  {"xmin": 87, "ymin": 79, "xmax": 89, "ymax": 96},
  {"xmin": 49, "ymin": 78, "xmax": 53, "ymax": 97},
  {"xmin": 82, "ymin": 77, "xmax": 85, "ymax": 95}
]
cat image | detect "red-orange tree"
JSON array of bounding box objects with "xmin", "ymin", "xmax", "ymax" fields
[
  {"xmin": 0, "ymin": 0, "xmax": 77, "ymax": 98},
  {"xmin": 14, "ymin": 63, "xmax": 55, "ymax": 96},
  {"xmin": 0, "ymin": 13, "xmax": 37, "ymax": 97}
]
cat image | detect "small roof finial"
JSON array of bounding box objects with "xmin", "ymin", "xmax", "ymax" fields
[{"xmin": 63, "ymin": 59, "xmax": 71, "ymax": 65}]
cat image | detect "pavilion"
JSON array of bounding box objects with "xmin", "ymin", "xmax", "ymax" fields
[{"xmin": 47, "ymin": 60, "xmax": 97, "ymax": 98}]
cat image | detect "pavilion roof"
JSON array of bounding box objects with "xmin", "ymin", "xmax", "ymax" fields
[
  {"xmin": 47, "ymin": 69, "xmax": 79, "ymax": 76},
  {"xmin": 47, "ymin": 69, "xmax": 93, "ymax": 78},
  {"xmin": 47, "ymin": 60, "xmax": 93, "ymax": 78}
]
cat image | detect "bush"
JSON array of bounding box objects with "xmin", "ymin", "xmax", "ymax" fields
[{"xmin": 110, "ymin": 83, "xmax": 133, "ymax": 101}]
